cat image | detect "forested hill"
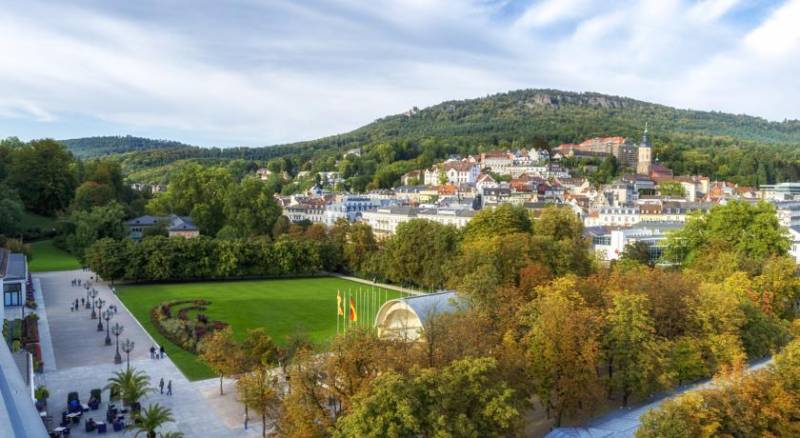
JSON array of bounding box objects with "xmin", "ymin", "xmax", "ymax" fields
[
  {"xmin": 60, "ymin": 135, "xmax": 196, "ymax": 158},
  {"xmin": 342, "ymin": 89, "xmax": 800, "ymax": 146},
  {"xmin": 63, "ymin": 89, "xmax": 800, "ymax": 186}
]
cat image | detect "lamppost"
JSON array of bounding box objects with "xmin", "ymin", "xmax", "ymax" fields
[
  {"xmin": 103, "ymin": 309, "xmax": 114, "ymax": 345},
  {"xmin": 89, "ymin": 289, "xmax": 99, "ymax": 318},
  {"xmin": 96, "ymin": 299, "xmax": 106, "ymax": 331},
  {"xmin": 121, "ymin": 339, "xmax": 135, "ymax": 370},
  {"xmin": 111, "ymin": 323, "xmax": 124, "ymax": 364}
]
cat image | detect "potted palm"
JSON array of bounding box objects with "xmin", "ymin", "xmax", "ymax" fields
[
  {"xmin": 105, "ymin": 368, "xmax": 152, "ymax": 413},
  {"xmin": 34, "ymin": 385, "xmax": 49, "ymax": 411},
  {"xmin": 130, "ymin": 403, "xmax": 174, "ymax": 438}
]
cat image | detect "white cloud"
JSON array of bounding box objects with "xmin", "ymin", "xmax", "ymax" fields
[{"xmin": 0, "ymin": 0, "xmax": 797, "ymax": 146}]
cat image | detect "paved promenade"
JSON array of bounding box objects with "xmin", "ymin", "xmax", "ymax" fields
[{"xmin": 36, "ymin": 269, "xmax": 249, "ymax": 437}]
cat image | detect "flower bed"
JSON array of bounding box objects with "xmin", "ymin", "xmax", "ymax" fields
[
  {"xmin": 150, "ymin": 300, "xmax": 228, "ymax": 354},
  {"xmin": 25, "ymin": 343, "xmax": 43, "ymax": 373}
]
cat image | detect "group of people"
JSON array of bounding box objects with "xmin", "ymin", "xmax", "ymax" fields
[
  {"xmin": 150, "ymin": 345, "xmax": 166, "ymax": 359},
  {"xmin": 158, "ymin": 377, "xmax": 174, "ymax": 396}
]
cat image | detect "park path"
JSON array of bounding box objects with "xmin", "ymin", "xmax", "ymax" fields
[
  {"xmin": 545, "ymin": 358, "xmax": 773, "ymax": 437},
  {"xmin": 329, "ymin": 273, "xmax": 431, "ymax": 296},
  {"xmin": 35, "ymin": 269, "xmax": 246, "ymax": 437}
]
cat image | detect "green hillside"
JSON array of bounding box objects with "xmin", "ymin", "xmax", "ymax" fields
[
  {"xmin": 65, "ymin": 89, "xmax": 800, "ymax": 187},
  {"xmin": 60, "ymin": 135, "xmax": 196, "ymax": 158}
]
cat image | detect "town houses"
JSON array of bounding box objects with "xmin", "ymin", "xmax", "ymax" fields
[{"xmin": 263, "ymin": 129, "xmax": 800, "ymax": 264}]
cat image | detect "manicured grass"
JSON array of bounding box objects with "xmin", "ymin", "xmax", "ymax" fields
[
  {"xmin": 29, "ymin": 240, "xmax": 82, "ymax": 272},
  {"xmin": 117, "ymin": 277, "xmax": 408, "ymax": 381}
]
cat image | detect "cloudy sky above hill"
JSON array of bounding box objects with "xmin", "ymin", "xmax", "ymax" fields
[{"xmin": 0, "ymin": 0, "xmax": 798, "ymax": 146}]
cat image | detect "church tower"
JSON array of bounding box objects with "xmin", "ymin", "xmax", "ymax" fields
[{"xmin": 636, "ymin": 123, "xmax": 652, "ymax": 175}]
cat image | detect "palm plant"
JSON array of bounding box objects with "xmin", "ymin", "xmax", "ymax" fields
[
  {"xmin": 131, "ymin": 403, "xmax": 175, "ymax": 438},
  {"xmin": 159, "ymin": 432, "xmax": 184, "ymax": 438},
  {"xmin": 105, "ymin": 368, "xmax": 152, "ymax": 408}
]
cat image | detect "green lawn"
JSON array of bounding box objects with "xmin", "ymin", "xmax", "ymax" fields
[
  {"xmin": 21, "ymin": 211, "xmax": 57, "ymax": 230},
  {"xmin": 117, "ymin": 277, "xmax": 408, "ymax": 380},
  {"xmin": 29, "ymin": 240, "xmax": 82, "ymax": 272}
]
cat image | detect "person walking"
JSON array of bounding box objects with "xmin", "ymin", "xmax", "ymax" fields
[
  {"xmin": 159, "ymin": 345, "xmax": 165, "ymax": 359},
  {"xmin": 244, "ymin": 413, "xmax": 248, "ymax": 430},
  {"xmin": 149, "ymin": 346, "xmax": 155, "ymax": 359},
  {"xmin": 159, "ymin": 378, "xmax": 164, "ymax": 394},
  {"xmin": 166, "ymin": 380, "xmax": 172, "ymax": 396}
]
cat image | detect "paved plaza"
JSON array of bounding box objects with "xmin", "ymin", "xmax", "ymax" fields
[{"xmin": 34, "ymin": 270, "xmax": 261, "ymax": 437}]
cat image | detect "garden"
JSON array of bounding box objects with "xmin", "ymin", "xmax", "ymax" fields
[
  {"xmin": 117, "ymin": 276, "xmax": 407, "ymax": 380},
  {"xmin": 29, "ymin": 240, "xmax": 82, "ymax": 272}
]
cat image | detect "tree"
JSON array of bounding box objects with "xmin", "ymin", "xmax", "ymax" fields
[
  {"xmin": 657, "ymin": 181, "xmax": 686, "ymax": 197},
  {"xmin": 7, "ymin": 138, "xmax": 77, "ymax": 215},
  {"xmin": 0, "ymin": 184, "xmax": 24, "ymax": 235},
  {"xmin": 105, "ymin": 368, "xmax": 152, "ymax": 408},
  {"xmin": 344, "ymin": 223, "xmax": 377, "ymax": 274},
  {"xmin": 619, "ymin": 241, "xmax": 653, "ymax": 266},
  {"xmin": 237, "ymin": 366, "xmax": 281, "ymax": 438},
  {"xmin": 462, "ymin": 204, "xmax": 531, "ymax": 241},
  {"xmin": 72, "ymin": 181, "xmax": 116, "ymax": 210},
  {"xmin": 240, "ymin": 328, "xmax": 279, "ymax": 371},
  {"xmin": 271, "ymin": 216, "xmax": 291, "ymax": 239},
  {"xmin": 63, "ymin": 202, "xmax": 127, "ymax": 258},
  {"xmin": 199, "ymin": 327, "xmax": 242, "ymax": 395},
  {"xmin": 524, "ymin": 277, "xmax": 603, "ymax": 426},
  {"xmin": 382, "ymin": 219, "xmax": 460, "ymax": 288},
  {"xmin": 131, "ymin": 404, "xmax": 175, "ymax": 438},
  {"xmin": 665, "ymin": 201, "xmax": 789, "ymax": 266},
  {"xmin": 335, "ymin": 357, "xmax": 521, "ymax": 437},
  {"xmin": 84, "ymin": 238, "xmax": 131, "ymax": 283},
  {"xmin": 604, "ymin": 292, "xmax": 661, "ymax": 406},
  {"xmin": 224, "ymin": 177, "xmax": 282, "ymax": 237}
]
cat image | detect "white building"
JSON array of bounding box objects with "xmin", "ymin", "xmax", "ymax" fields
[
  {"xmin": 318, "ymin": 171, "xmax": 343, "ymax": 187},
  {"xmin": 375, "ymin": 291, "xmax": 461, "ymax": 341},
  {"xmin": 424, "ymin": 161, "xmax": 480, "ymax": 185},
  {"xmin": 586, "ymin": 221, "xmax": 684, "ymax": 263},
  {"xmin": 772, "ymin": 201, "xmax": 800, "ymax": 228},
  {"xmin": 761, "ymin": 183, "xmax": 800, "ymax": 201},
  {"xmin": 480, "ymin": 151, "xmax": 514, "ymax": 175},
  {"xmin": 2, "ymin": 250, "xmax": 29, "ymax": 309},
  {"xmin": 361, "ymin": 206, "xmax": 475, "ymax": 237},
  {"xmin": 323, "ymin": 196, "xmax": 377, "ymax": 225}
]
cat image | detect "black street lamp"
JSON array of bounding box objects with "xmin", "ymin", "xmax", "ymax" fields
[
  {"xmin": 89, "ymin": 289, "xmax": 99, "ymax": 318},
  {"xmin": 111, "ymin": 323, "xmax": 124, "ymax": 364},
  {"xmin": 121, "ymin": 339, "xmax": 135, "ymax": 370},
  {"xmin": 96, "ymin": 299, "xmax": 106, "ymax": 331},
  {"xmin": 103, "ymin": 309, "xmax": 114, "ymax": 345}
]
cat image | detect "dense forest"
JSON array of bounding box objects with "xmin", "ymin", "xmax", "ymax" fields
[{"xmin": 61, "ymin": 135, "xmax": 195, "ymax": 158}]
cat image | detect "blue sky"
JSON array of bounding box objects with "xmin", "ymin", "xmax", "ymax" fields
[{"xmin": 0, "ymin": 0, "xmax": 798, "ymax": 147}]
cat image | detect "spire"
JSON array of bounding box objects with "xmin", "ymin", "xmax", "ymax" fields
[{"xmin": 641, "ymin": 122, "xmax": 651, "ymax": 148}]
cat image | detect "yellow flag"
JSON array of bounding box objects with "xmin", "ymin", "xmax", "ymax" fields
[{"xmin": 337, "ymin": 290, "xmax": 344, "ymax": 316}]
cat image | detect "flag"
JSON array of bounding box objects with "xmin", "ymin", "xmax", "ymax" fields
[
  {"xmin": 337, "ymin": 290, "xmax": 344, "ymax": 316},
  {"xmin": 349, "ymin": 297, "xmax": 357, "ymax": 322}
]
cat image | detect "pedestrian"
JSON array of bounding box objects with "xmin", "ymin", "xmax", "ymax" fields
[
  {"xmin": 167, "ymin": 380, "xmax": 172, "ymax": 396},
  {"xmin": 81, "ymin": 297, "xmax": 85, "ymax": 306},
  {"xmin": 244, "ymin": 413, "xmax": 248, "ymax": 430},
  {"xmin": 149, "ymin": 346, "xmax": 155, "ymax": 359},
  {"xmin": 159, "ymin": 345, "xmax": 165, "ymax": 359},
  {"xmin": 159, "ymin": 378, "xmax": 164, "ymax": 394}
]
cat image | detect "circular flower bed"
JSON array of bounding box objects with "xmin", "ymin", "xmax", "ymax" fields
[{"xmin": 150, "ymin": 300, "xmax": 228, "ymax": 353}]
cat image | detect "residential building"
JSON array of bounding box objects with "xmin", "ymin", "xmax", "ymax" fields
[
  {"xmin": 318, "ymin": 171, "xmax": 343, "ymax": 186},
  {"xmin": 772, "ymin": 200, "xmax": 800, "ymax": 228},
  {"xmin": 125, "ymin": 215, "xmax": 200, "ymax": 240},
  {"xmin": 480, "ymin": 151, "xmax": 514, "ymax": 175},
  {"xmin": 285, "ymin": 202, "xmax": 326, "ymax": 224},
  {"xmin": 401, "ymin": 170, "xmax": 422, "ymax": 185},
  {"xmin": 424, "ymin": 161, "xmax": 480, "ymax": 185},
  {"xmin": 789, "ymin": 226, "xmax": 800, "ymax": 263},
  {"xmin": 323, "ymin": 196, "xmax": 377, "ymax": 225}
]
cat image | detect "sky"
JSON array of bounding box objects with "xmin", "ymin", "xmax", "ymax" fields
[{"xmin": 0, "ymin": 0, "xmax": 798, "ymax": 147}]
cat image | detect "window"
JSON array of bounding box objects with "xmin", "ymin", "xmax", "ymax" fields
[{"xmin": 4, "ymin": 282, "xmax": 22, "ymax": 307}]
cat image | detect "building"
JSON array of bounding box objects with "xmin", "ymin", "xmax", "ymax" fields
[
  {"xmin": 480, "ymin": 151, "xmax": 514, "ymax": 175},
  {"xmin": 761, "ymin": 183, "xmax": 800, "ymax": 201},
  {"xmin": 401, "ymin": 170, "xmax": 423, "ymax": 186},
  {"xmin": 361, "ymin": 206, "xmax": 475, "ymax": 237},
  {"xmin": 375, "ymin": 291, "xmax": 461, "ymax": 340},
  {"xmin": 424, "ymin": 161, "xmax": 480, "ymax": 185},
  {"xmin": 323, "ymin": 196, "xmax": 376, "ymax": 225},
  {"xmin": 772, "ymin": 200, "xmax": 800, "ymax": 228},
  {"xmin": 285, "ymin": 203, "xmax": 326, "ymax": 224},
  {"xmin": 586, "ymin": 221, "xmax": 684, "ymax": 263},
  {"xmin": 0, "ymin": 337, "xmax": 48, "ymax": 437},
  {"xmin": 636, "ymin": 125, "xmax": 652, "ymax": 175},
  {"xmin": 1, "ymin": 249, "xmax": 28, "ymax": 309},
  {"xmin": 789, "ymin": 226, "xmax": 800, "ymax": 263},
  {"xmin": 125, "ymin": 215, "xmax": 200, "ymax": 240},
  {"xmin": 318, "ymin": 171, "xmax": 343, "ymax": 187}
]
